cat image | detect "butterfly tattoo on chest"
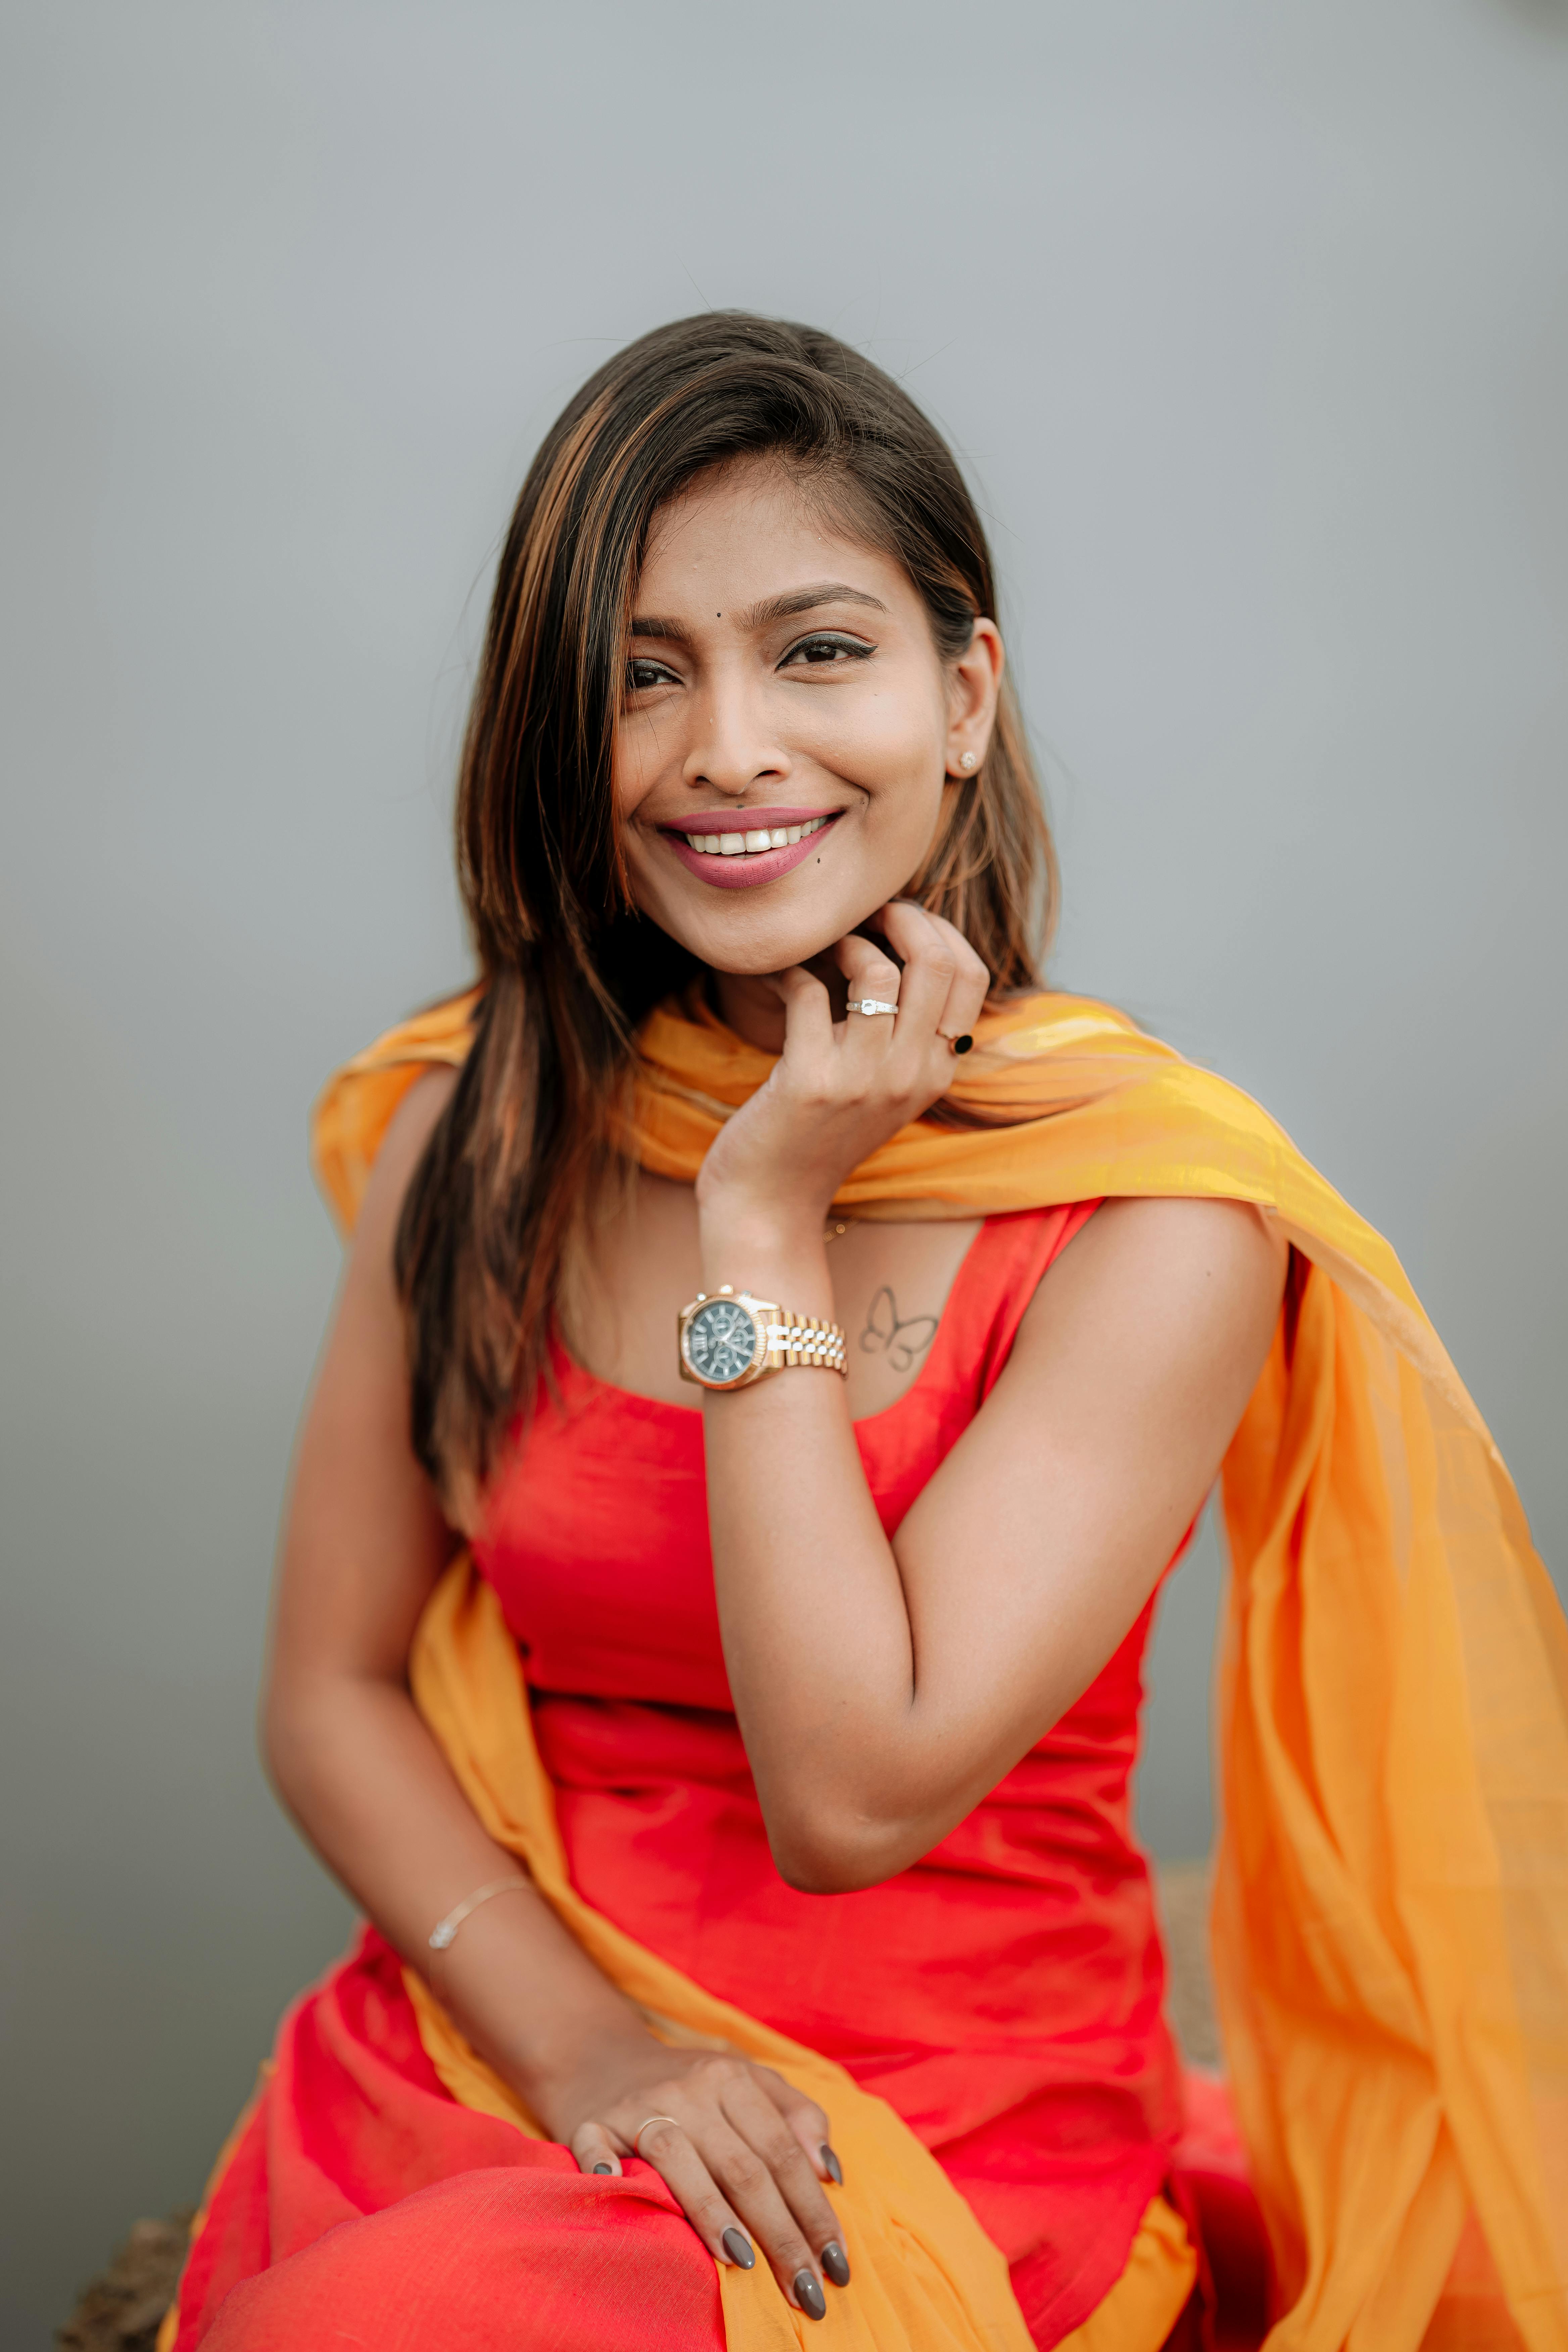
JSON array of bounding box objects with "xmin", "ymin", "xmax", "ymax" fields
[{"xmin": 859, "ymin": 1286, "xmax": 939, "ymax": 1375}]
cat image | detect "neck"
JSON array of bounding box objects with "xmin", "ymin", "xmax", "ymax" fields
[
  {"xmin": 709, "ymin": 953, "xmax": 851, "ymax": 1054},
  {"xmin": 710, "ymin": 970, "xmax": 787, "ymax": 1054}
]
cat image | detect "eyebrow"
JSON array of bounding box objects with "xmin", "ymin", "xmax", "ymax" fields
[{"xmin": 627, "ymin": 581, "xmax": 887, "ymax": 642}]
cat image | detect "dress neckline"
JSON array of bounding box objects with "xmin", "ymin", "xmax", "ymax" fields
[{"xmin": 548, "ymin": 1221, "xmax": 991, "ymax": 1434}]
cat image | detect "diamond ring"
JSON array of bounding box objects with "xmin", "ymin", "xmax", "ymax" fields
[{"xmin": 846, "ymin": 997, "xmax": 898, "ymax": 1017}]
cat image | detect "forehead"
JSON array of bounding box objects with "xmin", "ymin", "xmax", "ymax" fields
[{"xmin": 636, "ymin": 459, "xmax": 911, "ymax": 614}]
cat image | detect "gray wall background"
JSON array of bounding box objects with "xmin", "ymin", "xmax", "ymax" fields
[{"xmin": 3, "ymin": 1, "xmax": 1565, "ymax": 2338}]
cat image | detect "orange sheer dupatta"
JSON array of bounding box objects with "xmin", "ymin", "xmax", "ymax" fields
[
  {"xmin": 313, "ymin": 986, "xmax": 1568, "ymax": 2352},
  {"xmin": 396, "ymin": 1554, "xmax": 1190, "ymax": 2352}
]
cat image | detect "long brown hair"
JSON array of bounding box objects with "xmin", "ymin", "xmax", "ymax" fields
[{"xmin": 395, "ymin": 313, "xmax": 1059, "ymax": 1491}]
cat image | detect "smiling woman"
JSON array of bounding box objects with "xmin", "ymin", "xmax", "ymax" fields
[
  {"xmin": 161, "ymin": 316, "xmax": 1568, "ymax": 2352},
  {"xmin": 618, "ymin": 499, "xmax": 1002, "ymax": 941}
]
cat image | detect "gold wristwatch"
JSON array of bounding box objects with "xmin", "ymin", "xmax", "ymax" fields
[{"xmin": 677, "ymin": 1287, "xmax": 848, "ymax": 1390}]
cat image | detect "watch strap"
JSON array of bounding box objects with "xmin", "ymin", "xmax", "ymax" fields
[{"xmin": 762, "ymin": 1310, "xmax": 848, "ymax": 1377}]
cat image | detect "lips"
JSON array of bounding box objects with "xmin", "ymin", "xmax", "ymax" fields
[{"xmin": 659, "ymin": 807, "xmax": 843, "ymax": 889}]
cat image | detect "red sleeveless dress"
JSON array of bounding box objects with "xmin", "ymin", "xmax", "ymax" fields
[{"xmin": 172, "ymin": 1207, "xmax": 1241, "ymax": 2352}]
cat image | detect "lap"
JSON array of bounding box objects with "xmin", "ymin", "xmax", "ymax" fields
[
  {"xmin": 201, "ymin": 2164, "xmax": 725, "ymax": 2352},
  {"xmin": 174, "ymin": 1933, "xmax": 725, "ymax": 2351}
]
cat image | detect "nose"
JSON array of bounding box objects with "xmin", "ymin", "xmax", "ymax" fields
[{"xmin": 681, "ymin": 661, "xmax": 790, "ymax": 798}]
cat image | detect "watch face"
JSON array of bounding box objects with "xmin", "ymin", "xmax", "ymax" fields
[{"xmin": 685, "ymin": 1296, "xmax": 759, "ymax": 1386}]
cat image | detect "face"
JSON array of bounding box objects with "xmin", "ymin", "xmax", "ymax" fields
[{"xmin": 614, "ymin": 461, "xmax": 1002, "ymax": 982}]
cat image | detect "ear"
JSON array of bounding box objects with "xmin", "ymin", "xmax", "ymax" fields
[{"xmin": 945, "ymin": 619, "xmax": 1004, "ymax": 779}]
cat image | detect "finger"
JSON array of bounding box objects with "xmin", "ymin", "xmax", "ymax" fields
[
  {"xmin": 700, "ymin": 2117, "xmax": 832, "ymax": 2317},
  {"xmin": 833, "ymin": 931, "xmax": 901, "ymax": 1009},
  {"xmin": 771, "ymin": 964, "xmax": 836, "ymax": 1058},
  {"xmin": 628, "ymin": 2117, "xmax": 760, "ymax": 2274},
  {"xmin": 719, "ymin": 2076, "xmax": 847, "ymax": 2288},
  {"xmin": 918, "ymin": 909, "xmax": 990, "ymax": 1044},
  {"xmin": 915, "ymin": 905, "xmax": 990, "ymax": 995},
  {"xmin": 873, "ymin": 902, "xmax": 975, "ymax": 1046},
  {"xmin": 833, "ymin": 933, "xmax": 903, "ymax": 1053},
  {"xmin": 752, "ymin": 2067, "xmax": 837, "ymax": 2180},
  {"xmin": 872, "ymin": 901, "xmax": 955, "ymax": 1031},
  {"xmin": 571, "ymin": 2120, "xmax": 623, "ymax": 2177}
]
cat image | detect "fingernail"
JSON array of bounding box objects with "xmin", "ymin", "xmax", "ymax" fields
[
  {"xmin": 721, "ymin": 2227, "xmax": 755, "ymax": 2269},
  {"xmin": 793, "ymin": 2270, "xmax": 828, "ymax": 2321},
  {"xmin": 821, "ymin": 2143, "xmax": 843, "ymax": 2185},
  {"xmin": 591, "ymin": 2161, "xmax": 614, "ymax": 2174},
  {"xmin": 821, "ymin": 2241, "xmax": 850, "ymax": 2287}
]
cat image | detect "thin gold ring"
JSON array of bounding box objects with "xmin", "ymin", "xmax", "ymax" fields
[{"xmin": 633, "ymin": 2114, "xmax": 684, "ymax": 2157}]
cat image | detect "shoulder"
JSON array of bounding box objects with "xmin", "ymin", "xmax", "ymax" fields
[
  {"xmin": 1016, "ymin": 1194, "xmax": 1288, "ymax": 1394},
  {"xmin": 1069, "ymin": 1194, "xmax": 1287, "ymax": 1288},
  {"xmin": 379, "ymin": 1061, "xmax": 458, "ymax": 1165},
  {"xmin": 351, "ymin": 1065, "xmax": 459, "ymax": 1260},
  {"xmin": 311, "ymin": 985, "xmax": 480, "ymax": 1234}
]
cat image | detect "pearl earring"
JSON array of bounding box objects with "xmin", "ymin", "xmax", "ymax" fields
[{"xmin": 959, "ymin": 751, "xmax": 977, "ymax": 772}]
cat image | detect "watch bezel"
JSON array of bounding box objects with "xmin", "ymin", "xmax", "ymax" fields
[{"xmin": 677, "ymin": 1288, "xmax": 773, "ymax": 1390}]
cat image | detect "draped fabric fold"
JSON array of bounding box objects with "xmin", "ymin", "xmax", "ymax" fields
[
  {"xmin": 400, "ymin": 1552, "xmax": 1193, "ymax": 2351},
  {"xmin": 299, "ymin": 983, "xmax": 1568, "ymax": 2350}
]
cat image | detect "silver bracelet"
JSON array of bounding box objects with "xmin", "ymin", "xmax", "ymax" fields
[{"xmin": 428, "ymin": 1875, "xmax": 530, "ymax": 1953}]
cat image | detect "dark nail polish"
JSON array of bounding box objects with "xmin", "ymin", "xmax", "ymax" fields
[
  {"xmin": 793, "ymin": 2270, "xmax": 828, "ymax": 2322},
  {"xmin": 591, "ymin": 2161, "xmax": 613, "ymax": 2174},
  {"xmin": 722, "ymin": 2227, "xmax": 755, "ymax": 2270},
  {"xmin": 821, "ymin": 2241, "xmax": 850, "ymax": 2288},
  {"xmin": 821, "ymin": 2143, "xmax": 843, "ymax": 2186}
]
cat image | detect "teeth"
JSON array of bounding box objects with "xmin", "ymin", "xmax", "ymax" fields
[{"xmin": 681, "ymin": 815, "xmax": 831, "ymax": 855}]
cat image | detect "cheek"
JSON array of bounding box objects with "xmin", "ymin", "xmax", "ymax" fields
[
  {"xmin": 611, "ymin": 722, "xmax": 655, "ymax": 818},
  {"xmin": 800, "ymin": 672, "xmax": 947, "ymax": 800},
  {"xmin": 845, "ymin": 699, "xmax": 949, "ymax": 840}
]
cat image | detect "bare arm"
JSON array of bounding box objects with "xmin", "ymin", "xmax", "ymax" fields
[
  {"xmin": 264, "ymin": 1070, "xmax": 644, "ymax": 2096},
  {"xmin": 263, "ymin": 1070, "xmax": 847, "ymax": 2315},
  {"xmin": 703, "ymin": 1192, "xmax": 1282, "ymax": 1891},
  {"xmin": 696, "ymin": 906, "xmax": 1287, "ymax": 1893}
]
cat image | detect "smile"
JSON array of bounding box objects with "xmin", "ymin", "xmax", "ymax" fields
[
  {"xmin": 683, "ymin": 816, "xmax": 831, "ymax": 856},
  {"xmin": 659, "ymin": 808, "xmax": 843, "ymax": 890}
]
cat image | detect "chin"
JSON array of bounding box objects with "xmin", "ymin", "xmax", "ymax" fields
[
  {"xmin": 633, "ymin": 875, "xmax": 880, "ymax": 976},
  {"xmin": 685, "ymin": 911, "xmax": 874, "ymax": 978}
]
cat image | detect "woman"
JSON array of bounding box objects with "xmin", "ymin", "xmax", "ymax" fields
[{"xmin": 164, "ymin": 315, "xmax": 1568, "ymax": 2352}]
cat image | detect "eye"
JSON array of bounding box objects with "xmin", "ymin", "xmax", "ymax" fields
[
  {"xmin": 626, "ymin": 655, "xmax": 680, "ymax": 693},
  {"xmin": 779, "ymin": 631, "xmax": 875, "ymax": 671}
]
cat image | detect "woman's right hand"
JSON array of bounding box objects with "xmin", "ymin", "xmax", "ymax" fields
[{"xmin": 548, "ymin": 2028, "xmax": 850, "ymax": 2320}]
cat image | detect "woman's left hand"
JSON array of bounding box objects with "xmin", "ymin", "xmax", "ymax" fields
[{"xmin": 695, "ymin": 902, "xmax": 990, "ymax": 1237}]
